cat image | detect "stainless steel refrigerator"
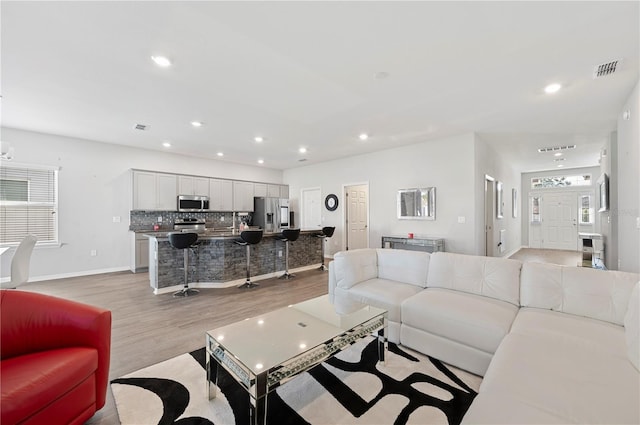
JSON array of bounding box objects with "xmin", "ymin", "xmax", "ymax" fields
[{"xmin": 253, "ymin": 197, "xmax": 289, "ymax": 233}]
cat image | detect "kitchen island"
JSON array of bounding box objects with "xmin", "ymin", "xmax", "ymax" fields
[{"xmin": 144, "ymin": 230, "xmax": 322, "ymax": 294}]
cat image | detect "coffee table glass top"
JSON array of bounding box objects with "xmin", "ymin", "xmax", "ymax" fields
[{"xmin": 206, "ymin": 295, "xmax": 386, "ymax": 375}]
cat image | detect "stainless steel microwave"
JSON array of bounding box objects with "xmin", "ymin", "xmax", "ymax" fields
[{"xmin": 177, "ymin": 195, "xmax": 209, "ymax": 212}]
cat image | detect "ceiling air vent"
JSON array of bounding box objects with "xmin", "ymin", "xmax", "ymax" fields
[
  {"xmin": 134, "ymin": 123, "xmax": 148, "ymax": 131},
  {"xmin": 593, "ymin": 59, "xmax": 622, "ymax": 79},
  {"xmin": 298, "ymin": 158, "xmax": 307, "ymax": 162},
  {"xmin": 537, "ymin": 145, "xmax": 576, "ymax": 153}
]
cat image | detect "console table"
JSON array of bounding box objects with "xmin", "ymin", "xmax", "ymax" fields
[{"xmin": 381, "ymin": 235, "xmax": 445, "ymax": 253}]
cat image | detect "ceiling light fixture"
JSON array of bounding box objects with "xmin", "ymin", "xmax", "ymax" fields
[
  {"xmin": 254, "ymin": 136, "xmax": 263, "ymax": 143},
  {"xmin": 299, "ymin": 147, "xmax": 307, "ymax": 154},
  {"xmin": 554, "ymin": 152, "xmax": 562, "ymax": 157},
  {"xmin": 162, "ymin": 142, "xmax": 171, "ymax": 148},
  {"xmin": 151, "ymin": 56, "xmax": 172, "ymax": 67},
  {"xmin": 557, "ymin": 164, "xmax": 564, "ymax": 168},
  {"xmin": 257, "ymin": 159, "xmax": 264, "ymax": 164},
  {"xmin": 217, "ymin": 152, "xmax": 224, "ymax": 157},
  {"xmin": 544, "ymin": 83, "xmax": 562, "ymax": 94},
  {"xmin": 359, "ymin": 133, "xmax": 369, "ymax": 141},
  {"xmin": 191, "ymin": 121, "xmax": 203, "ymax": 127}
]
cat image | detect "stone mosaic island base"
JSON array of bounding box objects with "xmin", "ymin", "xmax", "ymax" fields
[{"xmin": 145, "ymin": 230, "xmax": 322, "ymax": 294}]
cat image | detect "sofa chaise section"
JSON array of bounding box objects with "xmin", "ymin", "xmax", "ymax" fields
[{"xmin": 463, "ymin": 262, "xmax": 640, "ymax": 424}]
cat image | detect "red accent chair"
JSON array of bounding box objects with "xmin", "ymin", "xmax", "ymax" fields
[{"xmin": 1, "ymin": 290, "xmax": 112, "ymax": 425}]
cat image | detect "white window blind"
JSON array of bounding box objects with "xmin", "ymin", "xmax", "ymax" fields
[{"xmin": 0, "ymin": 163, "xmax": 58, "ymax": 245}]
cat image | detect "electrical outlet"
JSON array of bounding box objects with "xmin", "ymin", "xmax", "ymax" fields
[
  {"xmin": 90, "ymin": 249, "xmax": 97, "ymax": 257},
  {"xmin": 278, "ymin": 250, "xmax": 283, "ymax": 257},
  {"xmin": 458, "ymin": 216, "xmax": 466, "ymax": 224},
  {"xmin": 636, "ymin": 217, "xmax": 640, "ymax": 229},
  {"xmin": 112, "ymin": 216, "xmax": 121, "ymax": 223},
  {"xmin": 220, "ymin": 216, "xmax": 225, "ymax": 222},
  {"xmin": 157, "ymin": 216, "xmax": 163, "ymax": 222}
]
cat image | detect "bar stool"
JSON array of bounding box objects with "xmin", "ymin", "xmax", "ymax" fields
[
  {"xmin": 315, "ymin": 226, "xmax": 335, "ymax": 271},
  {"xmin": 234, "ymin": 229, "xmax": 264, "ymax": 289},
  {"xmin": 277, "ymin": 228, "xmax": 300, "ymax": 279},
  {"xmin": 168, "ymin": 232, "xmax": 199, "ymax": 297}
]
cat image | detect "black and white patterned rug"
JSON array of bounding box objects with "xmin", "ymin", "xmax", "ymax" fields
[{"xmin": 111, "ymin": 337, "xmax": 481, "ymax": 424}]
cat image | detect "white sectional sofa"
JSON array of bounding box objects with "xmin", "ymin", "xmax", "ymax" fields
[{"xmin": 328, "ymin": 248, "xmax": 640, "ymax": 424}]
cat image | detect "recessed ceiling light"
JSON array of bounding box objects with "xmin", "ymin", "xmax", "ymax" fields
[
  {"xmin": 191, "ymin": 121, "xmax": 203, "ymax": 127},
  {"xmin": 151, "ymin": 56, "xmax": 172, "ymax": 67},
  {"xmin": 359, "ymin": 133, "xmax": 369, "ymax": 141},
  {"xmin": 257, "ymin": 159, "xmax": 264, "ymax": 164},
  {"xmin": 162, "ymin": 141, "xmax": 171, "ymax": 148},
  {"xmin": 254, "ymin": 136, "xmax": 264, "ymax": 143},
  {"xmin": 554, "ymin": 152, "xmax": 563, "ymax": 157},
  {"xmin": 217, "ymin": 152, "xmax": 224, "ymax": 157},
  {"xmin": 557, "ymin": 164, "xmax": 564, "ymax": 167},
  {"xmin": 299, "ymin": 147, "xmax": 307, "ymax": 154},
  {"xmin": 544, "ymin": 83, "xmax": 562, "ymax": 94}
]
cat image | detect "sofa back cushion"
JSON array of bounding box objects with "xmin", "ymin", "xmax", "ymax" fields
[
  {"xmin": 376, "ymin": 248, "xmax": 430, "ymax": 288},
  {"xmin": 624, "ymin": 282, "xmax": 640, "ymax": 371},
  {"xmin": 521, "ymin": 262, "xmax": 639, "ymax": 325},
  {"xmin": 333, "ymin": 249, "xmax": 378, "ymax": 290},
  {"xmin": 426, "ymin": 252, "xmax": 522, "ymax": 306}
]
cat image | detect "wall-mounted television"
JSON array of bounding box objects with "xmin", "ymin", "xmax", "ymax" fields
[{"xmin": 597, "ymin": 173, "xmax": 609, "ymax": 212}]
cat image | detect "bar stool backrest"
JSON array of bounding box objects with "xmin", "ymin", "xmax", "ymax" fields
[
  {"xmin": 282, "ymin": 228, "xmax": 300, "ymax": 242},
  {"xmin": 322, "ymin": 227, "xmax": 335, "ymax": 238},
  {"xmin": 168, "ymin": 232, "xmax": 198, "ymax": 249},
  {"xmin": 240, "ymin": 230, "xmax": 263, "ymax": 245}
]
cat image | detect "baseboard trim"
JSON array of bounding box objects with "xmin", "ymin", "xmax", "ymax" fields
[
  {"xmin": 0, "ymin": 266, "xmax": 131, "ymax": 285},
  {"xmin": 504, "ymin": 246, "xmax": 525, "ymax": 258},
  {"xmin": 152, "ymin": 263, "xmax": 323, "ymax": 295}
]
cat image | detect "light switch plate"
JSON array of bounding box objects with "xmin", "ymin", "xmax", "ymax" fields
[
  {"xmin": 458, "ymin": 216, "xmax": 466, "ymax": 224},
  {"xmin": 637, "ymin": 217, "xmax": 640, "ymax": 229},
  {"xmin": 112, "ymin": 216, "xmax": 121, "ymax": 223}
]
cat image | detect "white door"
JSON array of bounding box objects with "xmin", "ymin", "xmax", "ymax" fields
[
  {"xmin": 542, "ymin": 192, "xmax": 578, "ymax": 250},
  {"xmin": 485, "ymin": 177, "xmax": 495, "ymax": 256},
  {"xmin": 301, "ymin": 187, "xmax": 321, "ymax": 230},
  {"xmin": 345, "ymin": 184, "xmax": 368, "ymax": 250}
]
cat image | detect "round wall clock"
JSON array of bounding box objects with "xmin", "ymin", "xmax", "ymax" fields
[{"xmin": 325, "ymin": 194, "xmax": 338, "ymax": 211}]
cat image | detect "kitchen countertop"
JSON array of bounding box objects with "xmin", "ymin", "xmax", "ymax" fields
[{"xmin": 141, "ymin": 229, "xmax": 320, "ymax": 240}]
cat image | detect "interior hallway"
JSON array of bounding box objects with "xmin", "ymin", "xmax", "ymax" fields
[{"xmin": 509, "ymin": 248, "xmax": 582, "ymax": 267}]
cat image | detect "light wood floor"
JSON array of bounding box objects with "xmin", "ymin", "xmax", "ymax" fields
[
  {"xmin": 20, "ymin": 269, "xmax": 329, "ymax": 425},
  {"xmin": 19, "ymin": 248, "xmax": 579, "ymax": 424}
]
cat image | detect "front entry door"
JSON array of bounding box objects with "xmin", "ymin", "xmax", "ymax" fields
[
  {"xmin": 542, "ymin": 191, "xmax": 578, "ymax": 250},
  {"xmin": 344, "ymin": 184, "xmax": 368, "ymax": 250}
]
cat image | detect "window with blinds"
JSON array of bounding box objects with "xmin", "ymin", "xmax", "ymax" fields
[{"xmin": 0, "ymin": 164, "xmax": 58, "ymax": 245}]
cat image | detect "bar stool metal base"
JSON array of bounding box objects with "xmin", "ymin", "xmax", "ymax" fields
[
  {"xmin": 279, "ymin": 271, "xmax": 295, "ymax": 279},
  {"xmin": 173, "ymin": 287, "xmax": 200, "ymax": 297},
  {"xmin": 238, "ymin": 280, "xmax": 259, "ymax": 289},
  {"xmin": 318, "ymin": 264, "xmax": 328, "ymax": 272}
]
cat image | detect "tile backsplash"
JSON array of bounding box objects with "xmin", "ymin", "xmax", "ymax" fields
[{"xmin": 129, "ymin": 211, "xmax": 248, "ymax": 231}]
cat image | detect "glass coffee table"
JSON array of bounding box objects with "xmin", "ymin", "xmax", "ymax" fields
[{"xmin": 206, "ymin": 295, "xmax": 387, "ymax": 425}]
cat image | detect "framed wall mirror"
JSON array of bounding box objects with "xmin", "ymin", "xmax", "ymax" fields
[{"xmin": 397, "ymin": 187, "xmax": 436, "ymax": 220}]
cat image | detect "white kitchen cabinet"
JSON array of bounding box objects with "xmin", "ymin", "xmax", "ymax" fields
[
  {"xmin": 209, "ymin": 178, "xmax": 234, "ymax": 211},
  {"xmin": 130, "ymin": 232, "xmax": 149, "ymax": 272},
  {"xmin": 280, "ymin": 185, "xmax": 289, "ymax": 199},
  {"xmin": 267, "ymin": 184, "xmax": 280, "ymax": 198},
  {"xmin": 178, "ymin": 175, "xmax": 209, "ymax": 196},
  {"xmin": 132, "ymin": 171, "xmax": 177, "ymax": 210},
  {"xmin": 233, "ymin": 181, "xmax": 254, "ymax": 211},
  {"xmin": 254, "ymin": 183, "xmax": 267, "ymax": 198},
  {"xmin": 157, "ymin": 173, "xmax": 178, "ymax": 210}
]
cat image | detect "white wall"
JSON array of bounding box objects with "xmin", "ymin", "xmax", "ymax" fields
[
  {"xmin": 616, "ymin": 80, "xmax": 639, "ymax": 273},
  {"xmin": 284, "ymin": 133, "xmax": 478, "ymax": 256},
  {"xmin": 0, "ymin": 127, "xmax": 282, "ymax": 280},
  {"xmin": 474, "ymin": 136, "xmax": 522, "ymax": 257}
]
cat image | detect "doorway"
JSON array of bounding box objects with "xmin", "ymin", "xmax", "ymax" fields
[
  {"xmin": 300, "ymin": 187, "xmax": 321, "ymax": 230},
  {"xmin": 343, "ymin": 183, "xmax": 369, "ymax": 250},
  {"xmin": 484, "ymin": 175, "xmax": 495, "ymax": 256},
  {"xmin": 528, "ymin": 191, "xmax": 578, "ymax": 251}
]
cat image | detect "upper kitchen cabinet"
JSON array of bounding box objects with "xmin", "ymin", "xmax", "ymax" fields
[
  {"xmin": 267, "ymin": 184, "xmax": 280, "ymax": 198},
  {"xmin": 210, "ymin": 178, "xmax": 233, "ymax": 211},
  {"xmin": 132, "ymin": 170, "xmax": 177, "ymax": 210},
  {"xmin": 233, "ymin": 181, "xmax": 254, "ymax": 211},
  {"xmin": 178, "ymin": 175, "xmax": 210, "ymax": 196},
  {"xmin": 254, "ymin": 183, "xmax": 267, "ymax": 198},
  {"xmin": 280, "ymin": 185, "xmax": 289, "ymax": 199}
]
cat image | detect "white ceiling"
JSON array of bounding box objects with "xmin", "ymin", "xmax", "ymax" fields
[{"xmin": 1, "ymin": 1, "xmax": 638, "ymax": 171}]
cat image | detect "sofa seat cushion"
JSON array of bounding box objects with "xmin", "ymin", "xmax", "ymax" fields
[
  {"xmin": 1, "ymin": 347, "xmax": 98, "ymax": 424},
  {"xmin": 466, "ymin": 309, "xmax": 639, "ymax": 424},
  {"xmin": 402, "ymin": 288, "xmax": 518, "ymax": 354},
  {"xmin": 346, "ymin": 278, "xmax": 423, "ymax": 323}
]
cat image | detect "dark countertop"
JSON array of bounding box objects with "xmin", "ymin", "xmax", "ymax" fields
[{"xmin": 141, "ymin": 229, "xmax": 320, "ymax": 240}]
